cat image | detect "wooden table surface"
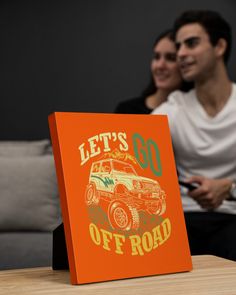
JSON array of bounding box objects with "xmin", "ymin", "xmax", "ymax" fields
[{"xmin": 0, "ymin": 255, "xmax": 236, "ymax": 295}]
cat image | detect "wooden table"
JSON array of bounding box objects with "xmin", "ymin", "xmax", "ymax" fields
[{"xmin": 0, "ymin": 255, "xmax": 236, "ymax": 295}]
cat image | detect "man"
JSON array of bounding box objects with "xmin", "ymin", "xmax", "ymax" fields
[{"xmin": 152, "ymin": 10, "xmax": 236, "ymax": 260}]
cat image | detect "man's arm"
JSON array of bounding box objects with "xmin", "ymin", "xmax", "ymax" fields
[{"xmin": 184, "ymin": 176, "xmax": 233, "ymax": 210}]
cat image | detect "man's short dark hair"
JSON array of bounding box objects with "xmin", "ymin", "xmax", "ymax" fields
[{"xmin": 173, "ymin": 10, "xmax": 232, "ymax": 63}]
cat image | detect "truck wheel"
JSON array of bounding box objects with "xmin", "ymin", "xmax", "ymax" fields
[
  {"xmin": 148, "ymin": 198, "xmax": 166, "ymax": 215},
  {"xmin": 159, "ymin": 198, "xmax": 166, "ymax": 215},
  {"xmin": 85, "ymin": 183, "xmax": 99, "ymax": 205},
  {"xmin": 108, "ymin": 200, "xmax": 139, "ymax": 231}
]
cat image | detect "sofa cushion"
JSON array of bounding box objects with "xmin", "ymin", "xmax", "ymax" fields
[
  {"xmin": 0, "ymin": 155, "xmax": 61, "ymax": 231},
  {"xmin": 0, "ymin": 140, "xmax": 51, "ymax": 157},
  {"xmin": 0, "ymin": 232, "xmax": 52, "ymax": 270}
]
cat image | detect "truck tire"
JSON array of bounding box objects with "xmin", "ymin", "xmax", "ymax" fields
[
  {"xmin": 85, "ymin": 183, "xmax": 99, "ymax": 205},
  {"xmin": 148, "ymin": 198, "xmax": 166, "ymax": 215},
  {"xmin": 108, "ymin": 200, "xmax": 139, "ymax": 231}
]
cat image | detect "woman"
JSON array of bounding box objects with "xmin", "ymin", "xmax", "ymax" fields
[{"xmin": 115, "ymin": 30, "xmax": 192, "ymax": 114}]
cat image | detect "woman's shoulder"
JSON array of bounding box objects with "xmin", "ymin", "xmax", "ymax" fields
[{"xmin": 114, "ymin": 96, "xmax": 151, "ymax": 114}]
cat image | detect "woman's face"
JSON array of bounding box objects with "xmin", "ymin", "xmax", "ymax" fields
[{"xmin": 151, "ymin": 37, "xmax": 182, "ymax": 91}]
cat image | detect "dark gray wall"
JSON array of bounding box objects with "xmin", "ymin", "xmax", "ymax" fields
[{"xmin": 1, "ymin": 0, "xmax": 235, "ymax": 139}]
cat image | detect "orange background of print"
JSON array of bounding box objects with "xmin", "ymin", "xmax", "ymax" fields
[{"xmin": 49, "ymin": 112, "xmax": 192, "ymax": 284}]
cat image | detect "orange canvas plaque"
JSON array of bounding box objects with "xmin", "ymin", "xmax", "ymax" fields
[{"xmin": 48, "ymin": 112, "xmax": 192, "ymax": 285}]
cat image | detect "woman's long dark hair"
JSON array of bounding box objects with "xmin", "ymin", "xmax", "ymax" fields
[{"xmin": 141, "ymin": 29, "xmax": 193, "ymax": 98}]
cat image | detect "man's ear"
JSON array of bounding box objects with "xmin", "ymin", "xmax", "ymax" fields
[{"xmin": 215, "ymin": 38, "xmax": 227, "ymax": 59}]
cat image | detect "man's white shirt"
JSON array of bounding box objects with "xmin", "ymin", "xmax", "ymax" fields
[{"xmin": 152, "ymin": 84, "xmax": 236, "ymax": 214}]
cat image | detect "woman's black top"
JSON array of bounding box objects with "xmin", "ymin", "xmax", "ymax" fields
[{"xmin": 114, "ymin": 96, "xmax": 152, "ymax": 114}]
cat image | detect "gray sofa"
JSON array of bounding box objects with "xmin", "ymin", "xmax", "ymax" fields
[{"xmin": 0, "ymin": 140, "xmax": 61, "ymax": 270}]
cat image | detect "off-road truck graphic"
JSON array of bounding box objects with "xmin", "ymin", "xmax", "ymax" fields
[{"xmin": 85, "ymin": 159, "xmax": 166, "ymax": 231}]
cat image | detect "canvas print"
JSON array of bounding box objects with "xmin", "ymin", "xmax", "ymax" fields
[{"xmin": 49, "ymin": 112, "xmax": 192, "ymax": 284}]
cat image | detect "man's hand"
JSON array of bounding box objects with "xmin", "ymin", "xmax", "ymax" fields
[{"xmin": 185, "ymin": 176, "xmax": 232, "ymax": 210}]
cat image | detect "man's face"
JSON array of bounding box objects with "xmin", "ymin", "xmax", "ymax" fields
[{"xmin": 175, "ymin": 23, "xmax": 217, "ymax": 82}]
